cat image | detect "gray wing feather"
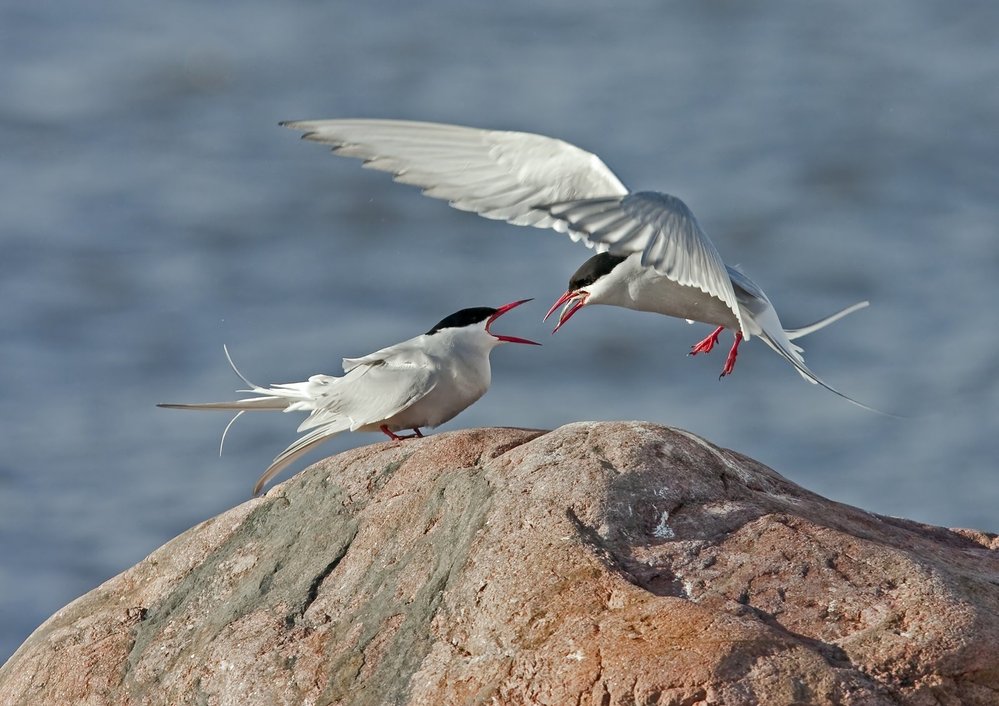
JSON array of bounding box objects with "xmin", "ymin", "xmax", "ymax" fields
[{"xmin": 280, "ymin": 118, "xmax": 629, "ymax": 233}]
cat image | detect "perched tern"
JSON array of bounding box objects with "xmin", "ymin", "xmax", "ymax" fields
[
  {"xmin": 280, "ymin": 118, "xmax": 876, "ymax": 410},
  {"xmin": 159, "ymin": 299, "xmax": 539, "ymax": 496}
]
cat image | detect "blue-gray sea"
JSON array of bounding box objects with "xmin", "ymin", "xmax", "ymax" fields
[{"xmin": 2, "ymin": 0, "xmax": 997, "ymax": 662}]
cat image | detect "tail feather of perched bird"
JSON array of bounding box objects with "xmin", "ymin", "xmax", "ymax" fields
[
  {"xmin": 158, "ymin": 346, "xmax": 359, "ymax": 491},
  {"xmin": 157, "ymin": 345, "xmax": 294, "ymax": 413},
  {"xmin": 157, "ymin": 396, "xmax": 291, "ymax": 412},
  {"xmin": 159, "ymin": 300, "xmax": 539, "ymax": 496},
  {"xmin": 158, "ymin": 346, "xmax": 292, "ymax": 458}
]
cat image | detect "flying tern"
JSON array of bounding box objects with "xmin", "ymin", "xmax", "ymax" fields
[
  {"xmin": 159, "ymin": 299, "xmax": 539, "ymax": 496},
  {"xmin": 546, "ymin": 252, "xmax": 870, "ymax": 391},
  {"xmin": 279, "ymin": 119, "xmax": 875, "ymax": 409}
]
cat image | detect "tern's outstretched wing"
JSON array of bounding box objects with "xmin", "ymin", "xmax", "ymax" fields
[
  {"xmin": 545, "ymin": 192, "xmax": 745, "ymax": 335},
  {"xmin": 281, "ymin": 118, "xmax": 628, "ymax": 234},
  {"xmin": 282, "ymin": 119, "xmax": 743, "ymax": 331}
]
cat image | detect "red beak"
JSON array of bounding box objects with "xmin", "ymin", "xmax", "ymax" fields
[
  {"xmin": 544, "ymin": 290, "xmax": 588, "ymax": 334},
  {"xmin": 487, "ymin": 299, "xmax": 541, "ymax": 345}
]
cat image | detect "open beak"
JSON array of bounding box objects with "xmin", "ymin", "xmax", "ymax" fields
[
  {"xmin": 487, "ymin": 298, "xmax": 541, "ymax": 345},
  {"xmin": 544, "ymin": 290, "xmax": 588, "ymax": 334}
]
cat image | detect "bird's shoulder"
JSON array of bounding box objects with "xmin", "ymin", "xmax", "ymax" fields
[{"xmin": 341, "ymin": 336, "xmax": 434, "ymax": 373}]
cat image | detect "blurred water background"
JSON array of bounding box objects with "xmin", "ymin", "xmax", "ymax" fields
[{"xmin": 2, "ymin": 0, "xmax": 997, "ymax": 661}]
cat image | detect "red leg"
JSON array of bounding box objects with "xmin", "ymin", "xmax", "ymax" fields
[
  {"xmin": 719, "ymin": 332, "xmax": 744, "ymax": 378},
  {"xmin": 412, "ymin": 428, "xmax": 424, "ymax": 437},
  {"xmin": 380, "ymin": 424, "xmax": 402, "ymax": 441},
  {"xmin": 689, "ymin": 326, "xmax": 724, "ymax": 356}
]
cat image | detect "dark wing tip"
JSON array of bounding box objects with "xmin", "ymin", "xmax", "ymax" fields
[{"xmin": 277, "ymin": 121, "xmax": 321, "ymax": 141}]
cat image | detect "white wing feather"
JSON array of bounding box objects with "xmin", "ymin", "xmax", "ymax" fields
[
  {"xmin": 280, "ymin": 119, "xmax": 628, "ymax": 231},
  {"xmin": 295, "ymin": 361, "xmax": 436, "ymax": 434}
]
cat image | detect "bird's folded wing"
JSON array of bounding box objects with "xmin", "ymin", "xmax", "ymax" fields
[
  {"xmin": 342, "ymin": 351, "xmax": 386, "ymax": 372},
  {"xmin": 544, "ymin": 192, "xmax": 745, "ymax": 333},
  {"xmin": 281, "ymin": 119, "xmax": 628, "ymax": 233},
  {"xmin": 342, "ymin": 336, "xmax": 432, "ymax": 373},
  {"xmin": 252, "ymin": 364, "xmax": 438, "ymax": 496},
  {"xmin": 298, "ymin": 362, "xmax": 437, "ymax": 434}
]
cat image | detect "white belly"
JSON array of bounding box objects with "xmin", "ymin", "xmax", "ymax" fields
[{"xmin": 625, "ymin": 272, "xmax": 741, "ymax": 329}]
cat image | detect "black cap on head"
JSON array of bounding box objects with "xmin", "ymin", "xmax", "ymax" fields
[
  {"xmin": 568, "ymin": 253, "xmax": 628, "ymax": 290},
  {"xmin": 426, "ymin": 307, "xmax": 497, "ymax": 335}
]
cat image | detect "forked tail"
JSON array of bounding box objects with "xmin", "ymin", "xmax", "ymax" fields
[
  {"xmin": 160, "ymin": 346, "xmax": 353, "ymax": 495},
  {"xmin": 785, "ymin": 301, "xmax": 869, "ymax": 341},
  {"xmin": 158, "ymin": 345, "xmax": 301, "ymax": 459},
  {"xmin": 757, "ymin": 330, "xmax": 896, "ymax": 416},
  {"xmin": 157, "ymin": 345, "xmax": 291, "ymax": 412}
]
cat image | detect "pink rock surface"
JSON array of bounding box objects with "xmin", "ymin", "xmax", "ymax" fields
[{"xmin": 2, "ymin": 422, "xmax": 997, "ymax": 705}]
